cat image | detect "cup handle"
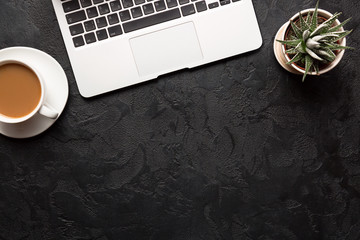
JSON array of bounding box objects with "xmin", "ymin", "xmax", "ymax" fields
[{"xmin": 39, "ymin": 104, "xmax": 58, "ymax": 119}]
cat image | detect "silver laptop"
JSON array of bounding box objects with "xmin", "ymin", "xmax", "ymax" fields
[{"xmin": 52, "ymin": 0, "xmax": 262, "ymax": 97}]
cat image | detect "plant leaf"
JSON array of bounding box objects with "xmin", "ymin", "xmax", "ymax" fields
[
  {"xmin": 312, "ymin": 33, "xmax": 340, "ymax": 42},
  {"xmin": 277, "ymin": 39, "xmax": 302, "ymax": 47},
  {"xmin": 310, "ymin": 0, "xmax": 319, "ymax": 32},
  {"xmin": 306, "ymin": 11, "xmax": 312, "ymax": 25},
  {"xmin": 323, "ymin": 43, "xmax": 353, "ymax": 50},
  {"xmin": 324, "ymin": 48, "xmax": 336, "ymax": 60},
  {"xmin": 303, "ymin": 55, "xmax": 314, "ymax": 82},
  {"xmin": 305, "ymin": 47, "xmax": 324, "ymax": 61},
  {"xmin": 303, "ymin": 29, "xmax": 311, "ymax": 41},
  {"xmin": 286, "ymin": 48, "xmax": 297, "ymax": 54},
  {"xmin": 329, "ymin": 18, "xmax": 351, "ymax": 32},
  {"xmin": 332, "ymin": 30, "xmax": 353, "ymax": 42},
  {"xmin": 323, "ymin": 12, "xmax": 341, "ymax": 27},
  {"xmin": 316, "ymin": 49, "xmax": 335, "ymax": 62},
  {"xmin": 286, "ymin": 52, "xmax": 304, "ymax": 65},
  {"xmin": 296, "ymin": 42, "xmax": 306, "ymax": 54},
  {"xmin": 306, "ymin": 38, "xmax": 320, "ymax": 49},
  {"xmin": 313, "ymin": 61, "xmax": 319, "ymax": 75},
  {"xmin": 299, "ymin": 12, "xmax": 310, "ymax": 31},
  {"xmin": 290, "ymin": 20, "xmax": 303, "ymax": 39},
  {"xmin": 311, "ymin": 12, "xmax": 342, "ymax": 37},
  {"xmin": 310, "ymin": 23, "xmax": 327, "ymax": 37}
]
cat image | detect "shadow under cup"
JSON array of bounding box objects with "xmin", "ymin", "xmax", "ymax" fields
[{"xmin": 0, "ymin": 60, "xmax": 44, "ymax": 124}]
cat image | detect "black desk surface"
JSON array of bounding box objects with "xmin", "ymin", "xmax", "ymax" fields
[{"xmin": 1, "ymin": 1, "xmax": 360, "ymax": 239}]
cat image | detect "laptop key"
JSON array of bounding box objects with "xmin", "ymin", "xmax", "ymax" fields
[
  {"xmin": 220, "ymin": 0, "xmax": 230, "ymax": 5},
  {"xmin": 131, "ymin": 7, "xmax": 143, "ymax": 18},
  {"xmin": 73, "ymin": 36, "xmax": 85, "ymax": 47},
  {"xmin": 143, "ymin": 3, "xmax": 155, "ymax": 15},
  {"xmin": 178, "ymin": 0, "xmax": 189, "ymax": 5},
  {"xmin": 84, "ymin": 20, "xmax": 96, "ymax": 31},
  {"xmin": 154, "ymin": 0, "xmax": 166, "ymax": 11},
  {"xmin": 166, "ymin": 0, "xmax": 178, "ymax": 8},
  {"xmin": 80, "ymin": 0, "xmax": 93, "ymax": 8},
  {"xmin": 134, "ymin": 0, "xmax": 146, "ymax": 4},
  {"xmin": 195, "ymin": 1, "xmax": 207, "ymax": 12},
  {"xmin": 123, "ymin": 8, "xmax": 181, "ymax": 33},
  {"xmin": 99, "ymin": 3, "xmax": 111, "ymax": 14},
  {"xmin": 87, "ymin": 7, "xmax": 99, "ymax": 18},
  {"xmin": 93, "ymin": 0, "xmax": 104, "ymax": 4},
  {"xmin": 69, "ymin": 23, "xmax": 84, "ymax": 36},
  {"xmin": 181, "ymin": 4, "xmax": 195, "ymax": 16},
  {"xmin": 108, "ymin": 25, "xmax": 123, "ymax": 37},
  {"xmin": 63, "ymin": 0, "xmax": 80, "ymax": 13},
  {"xmin": 208, "ymin": 2, "xmax": 219, "ymax": 8},
  {"xmin": 107, "ymin": 13, "xmax": 120, "ymax": 24},
  {"xmin": 96, "ymin": 29, "xmax": 108, "ymax": 40},
  {"xmin": 122, "ymin": 0, "xmax": 134, "ymax": 8},
  {"xmin": 85, "ymin": 32, "xmax": 97, "ymax": 44},
  {"xmin": 110, "ymin": 0, "xmax": 122, "ymax": 11},
  {"xmin": 96, "ymin": 16, "xmax": 108, "ymax": 28},
  {"xmin": 119, "ymin": 10, "xmax": 131, "ymax": 21},
  {"xmin": 66, "ymin": 10, "xmax": 87, "ymax": 24}
]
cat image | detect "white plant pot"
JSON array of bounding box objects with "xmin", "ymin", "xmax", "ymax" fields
[{"xmin": 273, "ymin": 8, "xmax": 347, "ymax": 76}]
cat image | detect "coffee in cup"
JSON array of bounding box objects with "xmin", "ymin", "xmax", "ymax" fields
[{"xmin": 0, "ymin": 59, "xmax": 58, "ymax": 124}]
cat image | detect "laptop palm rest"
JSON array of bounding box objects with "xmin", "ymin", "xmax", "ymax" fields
[{"xmin": 130, "ymin": 22, "xmax": 203, "ymax": 77}]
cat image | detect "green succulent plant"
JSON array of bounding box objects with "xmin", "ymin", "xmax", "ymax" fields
[{"xmin": 277, "ymin": 1, "xmax": 353, "ymax": 81}]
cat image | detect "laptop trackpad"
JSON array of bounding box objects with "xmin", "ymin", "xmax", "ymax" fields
[{"xmin": 130, "ymin": 22, "xmax": 203, "ymax": 77}]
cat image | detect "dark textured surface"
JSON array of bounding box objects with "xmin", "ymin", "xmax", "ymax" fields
[{"xmin": 0, "ymin": 0, "xmax": 360, "ymax": 239}]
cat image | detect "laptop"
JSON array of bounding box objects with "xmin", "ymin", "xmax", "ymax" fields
[{"xmin": 52, "ymin": 0, "xmax": 262, "ymax": 97}]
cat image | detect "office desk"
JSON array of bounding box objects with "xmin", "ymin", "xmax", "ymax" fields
[{"xmin": 0, "ymin": 1, "xmax": 359, "ymax": 239}]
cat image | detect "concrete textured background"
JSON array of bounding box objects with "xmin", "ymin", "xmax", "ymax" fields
[{"xmin": 0, "ymin": 0, "xmax": 360, "ymax": 239}]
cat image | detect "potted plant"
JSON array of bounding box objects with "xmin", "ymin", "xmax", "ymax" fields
[{"xmin": 273, "ymin": 1, "xmax": 352, "ymax": 81}]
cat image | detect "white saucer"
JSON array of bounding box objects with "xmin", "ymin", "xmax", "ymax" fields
[{"xmin": 0, "ymin": 47, "xmax": 69, "ymax": 139}]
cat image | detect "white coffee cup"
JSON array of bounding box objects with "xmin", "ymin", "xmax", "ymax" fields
[{"xmin": 0, "ymin": 59, "xmax": 58, "ymax": 124}]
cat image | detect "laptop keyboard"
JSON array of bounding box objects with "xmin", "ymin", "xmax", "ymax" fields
[{"xmin": 61, "ymin": 0, "xmax": 241, "ymax": 48}]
